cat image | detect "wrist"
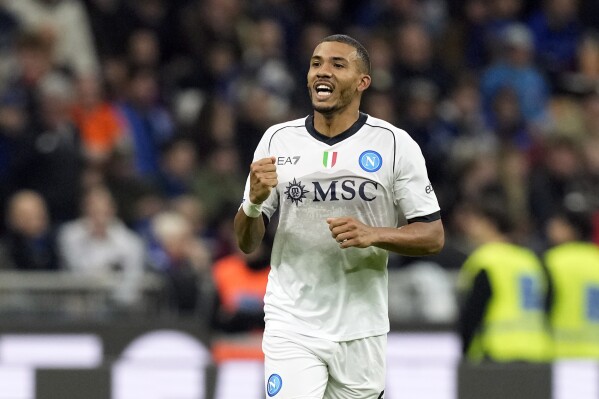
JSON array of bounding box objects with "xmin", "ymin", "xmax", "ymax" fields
[{"xmin": 242, "ymin": 199, "xmax": 263, "ymax": 218}]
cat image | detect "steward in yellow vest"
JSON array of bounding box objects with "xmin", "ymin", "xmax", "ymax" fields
[
  {"xmin": 544, "ymin": 210, "xmax": 599, "ymax": 359},
  {"xmin": 457, "ymin": 199, "xmax": 551, "ymax": 362}
]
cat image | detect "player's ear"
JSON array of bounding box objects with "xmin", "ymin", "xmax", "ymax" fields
[{"xmin": 357, "ymin": 74, "xmax": 371, "ymax": 93}]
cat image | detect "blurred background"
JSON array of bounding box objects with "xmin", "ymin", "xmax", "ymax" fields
[{"xmin": 0, "ymin": 0, "xmax": 598, "ymax": 398}]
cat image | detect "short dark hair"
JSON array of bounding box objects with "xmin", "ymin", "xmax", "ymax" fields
[
  {"xmin": 552, "ymin": 207, "xmax": 594, "ymax": 241},
  {"xmin": 320, "ymin": 34, "xmax": 371, "ymax": 74},
  {"xmin": 463, "ymin": 187, "xmax": 515, "ymax": 235}
]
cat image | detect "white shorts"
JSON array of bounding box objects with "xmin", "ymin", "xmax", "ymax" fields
[{"xmin": 262, "ymin": 330, "xmax": 386, "ymax": 399}]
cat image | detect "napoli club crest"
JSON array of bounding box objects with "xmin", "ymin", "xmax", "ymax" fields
[
  {"xmin": 267, "ymin": 374, "xmax": 283, "ymax": 397},
  {"xmin": 359, "ymin": 150, "xmax": 382, "ymax": 172}
]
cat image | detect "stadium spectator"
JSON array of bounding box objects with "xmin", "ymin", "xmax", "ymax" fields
[
  {"xmin": 168, "ymin": 194, "xmax": 212, "ymax": 248},
  {"xmin": 484, "ymin": 0, "xmax": 525, "ymax": 52},
  {"xmin": 364, "ymin": 35, "xmax": 395, "ymax": 93},
  {"xmin": 451, "ymin": 0, "xmax": 495, "ymax": 70},
  {"xmin": 70, "ymin": 73, "xmax": 127, "ymax": 165},
  {"xmin": 0, "ymin": 88, "xmax": 30, "ymax": 223},
  {"xmin": 480, "ymin": 23, "xmax": 551, "ymax": 129},
  {"xmin": 447, "ymin": 150, "xmax": 500, "ymax": 220},
  {"xmin": 125, "ymin": 0, "xmax": 181, "ymax": 65},
  {"xmin": 57, "ymin": 185, "xmax": 145, "ymax": 308},
  {"xmin": 543, "ymin": 208, "xmax": 599, "ymax": 358},
  {"xmin": 187, "ymin": 98, "xmax": 237, "ymax": 159},
  {"xmin": 147, "ymin": 209, "xmax": 211, "ymax": 316},
  {"xmin": 240, "ymin": 17, "xmax": 296, "ymax": 102},
  {"xmin": 3, "ymin": 0, "xmax": 100, "ymax": 76},
  {"xmin": 498, "ymin": 148, "xmax": 535, "ymax": 243},
  {"xmin": 398, "ymin": 78, "xmax": 454, "ymax": 188},
  {"xmin": 99, "ymin": 144, "xmax": 164, "ymax": 229},
  {"xmin": 576, "ymin": 31, "xmax": 599, "ymax": 89},
  {"xmin": 528, "ymin": 134, "xmax": 589, "ymax": 243},
  {"xmin": 362, "ymin": 90, "xmax": 398, "ymax": 126},
  {"xmin": 235, "ymin": 82, "xmax": 291, "ymax": 168},
  {"xmin": 117, "ymin": 65, "xmax": 174, "ymax": 180},
  {"xmin": 11, "ymin": 72, "xmax": 84, "ymax": 223},
  {"xmin": 581, "ymin": 89, "xmax": 599, "ymax": 137},
  {"xmin": 82, "ymin": 0, "xmax": 135, "ymax": 59},
  {"xmin": 392, "ymin": 20, "xmax": 453, "ymax": 100},
  {"xmin": 177, "ymin": 0, "xmax": 243, "ymax": 84},
  {"xmin": 456, "ymin": 194, "xmax": 551, "ymax": 362},
  {"xmin": 304, "ymin": 0, "xmax": 346, "ymax": 33},
  {"xmin": 126, "ymin": 28, "xmax": 161, "ymax": 70},
  {"xmin": 488, "ymin": 86, "xmax": 535, "ymax": 150},
  {"xmin": 192, "ymin": 145, "xmax": 244, "ymax": 229},
  {"xmin": 158, "ymin": 137, "xmax": 198, "ymax": 198},
  {"xmin": 211, "ymin": 238, "xmax": 270, "ymax": 333},
  {"xmin": 0, "ymin": 190, "xmax": 59, "ymax": 271},
  {"xmin": 439, "ymin": 73, "xmax": 492, "ymax": 149},
  {"xmin": 0, "ymin": 5, "xmax": 20, "ymax": 89},
  {"xmin": 527, "ymin": 0, "xmax": 583, "ymax": 90},
  {"xmin": 353, "ymin": 0, "xmax": 421, "ymax": 31},
  {"xmin": 4, "ymin": 30, "xmax": 55, "ymax": 128},
  {"xmin": 234, "ymin": 17, "xmax": 296, "ymax": 166}
]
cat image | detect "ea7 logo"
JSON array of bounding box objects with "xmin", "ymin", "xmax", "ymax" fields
[{"xmin": 277, "ymin": 156, "xmax": 300, "ymax": 165}]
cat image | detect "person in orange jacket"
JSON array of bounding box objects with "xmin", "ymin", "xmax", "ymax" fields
[{"xmin": 211, "ymin": 238, "xmax": 271, "ymax": 333}]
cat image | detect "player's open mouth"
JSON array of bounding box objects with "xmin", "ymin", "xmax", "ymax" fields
[{"xmin": 315, "ymin": 83, "xmax": 333, "ymax": 100}]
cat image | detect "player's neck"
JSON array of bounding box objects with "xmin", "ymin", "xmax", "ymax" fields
[{"xmin": 313, "ymin": 108, "xmax": 361, "ymax": 138}]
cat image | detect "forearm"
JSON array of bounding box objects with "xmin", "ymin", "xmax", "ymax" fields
[
  {"xmin": 372, "ymin": 220, "xmax": 444, "ymax": 256},
  {"xmin": 234, "ymin": 208, "xmax": 266, "ymax": 254}
]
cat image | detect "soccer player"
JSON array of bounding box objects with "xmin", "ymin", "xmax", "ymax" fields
[{"xmin": 234, "ymin": 34, "xmax": 444, "ymax": 399}]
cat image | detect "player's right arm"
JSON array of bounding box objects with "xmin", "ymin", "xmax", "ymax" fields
[{"xmin": 234, "ymin": 156, "xmax": 277, "ymax": 253}]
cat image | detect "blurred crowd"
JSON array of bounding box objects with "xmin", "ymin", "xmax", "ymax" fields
[{"xmin": 0, "ymin": 0, "xmax": 599, "ymax": 332}]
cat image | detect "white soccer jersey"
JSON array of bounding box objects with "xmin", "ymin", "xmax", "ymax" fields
[{"xmin": 242, "ymin": 112, "xmax": 440, "ymax": 341}]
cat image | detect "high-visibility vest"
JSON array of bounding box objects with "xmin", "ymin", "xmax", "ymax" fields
[
  {"xmin": 545, "ymin": 242, "xmax": 599, "ymax": 359},
  {"xmin": 459, "ymin": 242, "xmax": 551, "ymax": 362}
]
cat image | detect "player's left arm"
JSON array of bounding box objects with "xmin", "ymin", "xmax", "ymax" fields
[{"xmin": 327, "ymin": 217, "xmax": 444, "ymax": 256}]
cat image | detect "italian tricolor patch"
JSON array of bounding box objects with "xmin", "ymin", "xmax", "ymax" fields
[{"xmin": 323, "ymin": 151, "xmax": 337, "ymax": 168}]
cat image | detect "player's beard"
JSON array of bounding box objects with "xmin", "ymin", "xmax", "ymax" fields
[{"xmin": 309, "ymin": 86, "xmax": 354, "ymax": 116}]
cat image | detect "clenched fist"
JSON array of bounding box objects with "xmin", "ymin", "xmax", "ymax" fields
[
  {"xmin": 327, "ymin": 216, "xmax": 376, "ymax": 249},
  {"xmin": 249, "ymin": 156, "xmax": 278, "ymax": 204}
]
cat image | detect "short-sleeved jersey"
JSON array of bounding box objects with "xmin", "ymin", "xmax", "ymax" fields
[{"xmin": 242, "ymin": 112, "xmax": 440, "ymax": 341}]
